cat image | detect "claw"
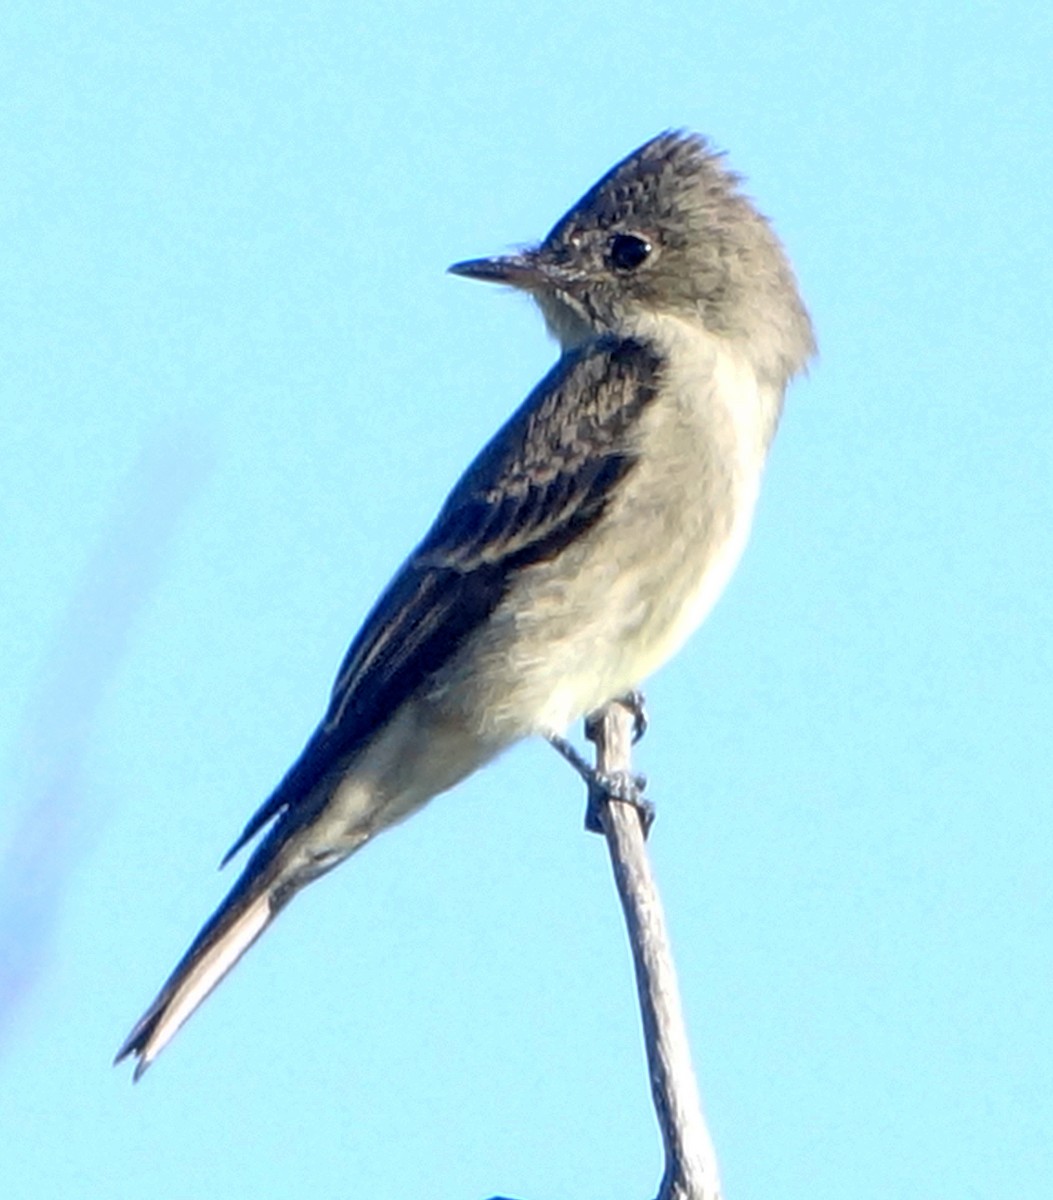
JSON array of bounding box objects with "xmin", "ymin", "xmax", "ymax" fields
[{"xmin": 618, "ymin": 690, "xmax": 649, "ymax": 744}]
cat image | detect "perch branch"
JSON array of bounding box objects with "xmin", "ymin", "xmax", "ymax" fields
[
  {"xmin": 493, "ymin": 698, "xmax": 722, "ymax": 1200},
  {"xmin": 581, "ymin": 699, "xmax": 723, "ymax": 1200}
]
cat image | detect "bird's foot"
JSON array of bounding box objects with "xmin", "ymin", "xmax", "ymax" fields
[
  {"xmin": 584, "ymin": 768, "xmax": 653, "ymax": 836},
  {"xmin": 545, "ymin": 732, "xmax": 652, "ymax": 837},
  {"xmin": 585, "ymin": 689, "xmax": 648, "ymax": 744}
]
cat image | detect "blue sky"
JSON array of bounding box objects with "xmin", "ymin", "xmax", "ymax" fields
[{"xmin": 1, "ymin": 2, "xmax": 1050, "ymax": 1198}]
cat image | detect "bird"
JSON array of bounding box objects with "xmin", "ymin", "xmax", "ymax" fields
[{"xmin": 115, "ymin": 130, "xmax": 815, "ymax": 1079}]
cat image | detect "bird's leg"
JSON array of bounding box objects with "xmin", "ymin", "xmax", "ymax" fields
[
  {"xmin": 545, "ymin": 732, "xmax": 596, "ymax": 785},
  {"xmin": 546, "ymin": 693, "xmax": 653, "ymax": 836}
]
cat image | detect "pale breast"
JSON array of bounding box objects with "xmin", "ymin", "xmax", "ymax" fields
[
  {"xmin": 434, "ymin": 322, "xmax": 778, "ymax": 740},
  {"xmin": 622, "ymin": 325, "xmax": 773, "ymax": 680}
]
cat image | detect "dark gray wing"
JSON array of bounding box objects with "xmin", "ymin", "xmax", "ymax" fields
[{"xmin": 221, "ymin": 335, "xmax": 662, "ymax": 863}]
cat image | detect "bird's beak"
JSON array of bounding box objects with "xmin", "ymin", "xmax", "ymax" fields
[{"xmin": 447, "ymin": 250, "xmax": 550, "ymax": 291}]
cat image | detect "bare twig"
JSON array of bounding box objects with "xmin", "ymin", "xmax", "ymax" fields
[
  {"xmin": 586, "ymin": 698, "xmax": 722, "ymax": 1200},
  {"xmin": 493, "ymin": 699, "xmax": 722, "ymax": 1200}
]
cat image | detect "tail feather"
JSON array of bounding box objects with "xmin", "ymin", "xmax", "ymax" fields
[
  {"xmin": 115, "ymin": 882, "xmax": 276, "ymax": 1080},
  {"xmin": 116, "ymin": 779, "xmax": 355, "ymax": 1079}
]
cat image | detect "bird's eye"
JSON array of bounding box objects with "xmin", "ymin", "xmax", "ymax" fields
[{"xmin": 608, "ymin": 233, "xmax": 652, "ymax": 272}]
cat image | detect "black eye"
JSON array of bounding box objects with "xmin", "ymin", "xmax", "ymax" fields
[{"xmin": 608, "ymin": 233, "xmax": 652, "ymax": 272}]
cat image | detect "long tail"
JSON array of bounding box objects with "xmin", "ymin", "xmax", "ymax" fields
[{"xmin": 114, "ymin": 853, "xmax": 286, "ymax": 1081}]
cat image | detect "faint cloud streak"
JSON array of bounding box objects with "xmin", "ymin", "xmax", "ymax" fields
[{"xmin": 0, "ymin": 426, "xmax": 213, "ymax": 1055}]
